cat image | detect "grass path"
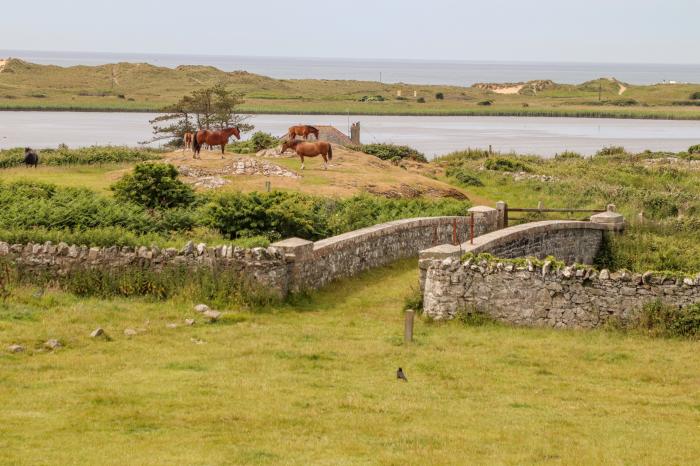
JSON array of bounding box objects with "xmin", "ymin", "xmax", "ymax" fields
[{"xmin": 1, "ymin": 259, "xmax": 699, "ymax": 464}]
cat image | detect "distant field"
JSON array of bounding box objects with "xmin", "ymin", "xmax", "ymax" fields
[{"xmin": 1, "ymin": 59, "xmax": 700, "ymax": 119}]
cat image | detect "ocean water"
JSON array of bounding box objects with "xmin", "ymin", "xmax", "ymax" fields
[{"xmin": 2, "ymin": 49, "xmax": 699, "ymax": 85}]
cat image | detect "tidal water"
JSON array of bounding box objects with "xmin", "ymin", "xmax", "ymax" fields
[{"xmin": 2, "ymin": 111, "xmax": 699, "ymax": 158}]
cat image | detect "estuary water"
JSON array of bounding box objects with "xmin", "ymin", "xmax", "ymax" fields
[{"xmin": 1, "ymin": 111, "xmax": 699, "ymax": 158}]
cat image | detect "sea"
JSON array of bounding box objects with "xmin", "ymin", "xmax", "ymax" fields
[{"xmin": 2, "ymin": 49, "xmax": 699, "ymax": 85}]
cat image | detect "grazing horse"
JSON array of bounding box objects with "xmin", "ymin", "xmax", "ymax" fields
[
  {"xmin": 287, "ymin": 125, "xmax": 319, "ymax": 141},
  {"xmin": 192, "ymin": 127, "xmax": 241, "ymax": 159},
  {"xmin": 280, "ymin": 139, "xmax": 333, "ymax": 170},
  {"xmin": 23, "ymin": 147, "xmax": 39, "ymax": 168},
  {"xmin": 183, "ymin": 132, "xmax": 194, "ymax": 152}
]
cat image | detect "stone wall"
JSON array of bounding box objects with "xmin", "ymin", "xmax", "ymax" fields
[
  {"xmin": 0, "ymin": 241, "xmax": 289, "ymax": 297},
  {"xmin": 273, "ymin": 213, "xmax": 497, "ymax": 292},
  {"xmin": 423, "ymin": 257, "xmax": 700, "ymax": 328},
  {"xmin": 419, "ymin": 221, "xmax": 608, "ymax": 291}
]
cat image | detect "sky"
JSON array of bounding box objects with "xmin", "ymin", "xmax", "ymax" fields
[{"xmin": 2, "ymin": 0, "xmax": 699, "ymax": 64}]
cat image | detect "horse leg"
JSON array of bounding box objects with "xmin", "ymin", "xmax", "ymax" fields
[
  {"xmin": 221, "ymin": 144, "xmax": 225, "ymax": 159},
  {"xmin": 323, "ymin": 154, "xmax": 328, "ymax": 170},
  {"xmin": 300, "ymin": 155, "xmax": 305, "ymax": 170}
]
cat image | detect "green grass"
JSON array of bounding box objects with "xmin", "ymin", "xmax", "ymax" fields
[
  {"xmin": 1, "ymin": 259, "xmax": 699, "ymax": 464},
  {"xmin": 2, "ymin": 59, "xmax": 700, "ymax": 119}
]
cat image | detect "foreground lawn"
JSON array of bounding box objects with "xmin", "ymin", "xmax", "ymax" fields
[{"xmin": 1, "ymin": 259, "xmax": 699, "ymax": 465}]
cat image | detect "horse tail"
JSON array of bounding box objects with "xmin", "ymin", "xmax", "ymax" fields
[
  {"xmin": 327, "ymin": 144, "xmax": 333, "ymax": 161},
  {"xmin": 192, "ymin": 131, "xmax": 201, "ymax": 153}
]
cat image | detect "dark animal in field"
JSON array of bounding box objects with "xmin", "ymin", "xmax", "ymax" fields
[
  {"xmin": 396, "ymin": 367, "xmax": 407, "ymax": 382},
  {"xmin": 192, "ymin": 127, "xmax": 241, "ymax": 159},
  {"xmin": 23, "ymin": 148, "xmax": 39, "ymax": 168},
  {"xmin": 183, "ymin": 132, "xmax": 193, "ymax": 152},
  {"xmin": 287, "ymin": 125, "xmax": 319, "ymax": 141},
  {"xmin": 280, "ymin": 139, "xmax": 333, "ymax": 170}
]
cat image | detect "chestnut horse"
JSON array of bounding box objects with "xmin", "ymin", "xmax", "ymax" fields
[
  {"xmin": 287, "ymin": 125, "xmax": 319, "ymax": 141},
  {"xmin": 280, "ymin": 139, "xmax": 332, "ymax": 170},
  {"xmin": 192, "ymin": 127, "xmax": 241, "ymax": 159},
  {"xmin": 183, "ymin": 132, "xmax": 193, "ymax": 152}
]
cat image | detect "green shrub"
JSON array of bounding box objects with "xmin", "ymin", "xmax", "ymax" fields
[
  {"xmin": 554, "ymin": 151, "xmax": 583, "ymax": 160},
  {"xmin": 111, "ymin": 162, "xmax": 195, "ymax": 210},
  {"xmin": 688, "ymin": 144, "xmax": 700, "ymax": 154},
  {"xmin": 445, "ymin": 166, "xmax": 484, "ymax": 186},
  {"xmin": 359, "ymin": 95, "xmax": 385, "ymax": 102},
  {"xmin": 356, "ymin": 143, "xmax": 427, "ymax": 163},
  {"xmin": 228, "ymin": 132, "xmax": 280, "ymax": 154},
  {"xmin": 637, "ymin": 301, "xmax": 700, "ymax": 339},
  {"xmin": 483, "ymin": 157, "xmax": 531, "ymax": 172},
  {"xmin": 0, "ymin": 145, "xmax": 161, "ymax": 169},
  {"xmin": 596, "ymin": 146, "xmax": 626, "ymax": 156},
  {"xmin": 477, "ymin": 100, "xmax": 493, "ymax": 106},
  {"xmin": 435, "ymin": 92, "xmax": 444, "ymax": 100},
  {"xmin": 689, "ymin": 91, "xmax": 700, "ymax": 100},
  {"xmin": 417, "ymin": 97, "xmax": 426, "ymax": 103}
]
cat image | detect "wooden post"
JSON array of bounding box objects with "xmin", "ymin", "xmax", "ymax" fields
[
  {"xmin": 488, "ymin": 144, "xmax": 492, "ymax": 155},
  {"xmin": 265, "ymin": 181, "xmax": 271, "ymax": 192},
  {"xmin": 496, "ymin": 201, "xmax": 507, "ymax": 229},
  {"xmin": 452, "ymin": 219, "xmax": 457, "ymax": 245},
  {"xmin": 404, "ymin": 310, "xmax": 415, "ymax": 343}
]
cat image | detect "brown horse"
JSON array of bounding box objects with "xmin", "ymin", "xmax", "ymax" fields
[
  {"xmin": 183, "ymin": 132, "xmax": 193, "ymax": 152},
  {"xmin": 192, "ymin": 127, "xmax": 241, "ymax": 159},
  {"xmin": 287, "ymin": 125, "xmax": 319, "ymax": 141},
  {"xmin": 280, "ymin": 139, "xmax": 333, "ymax": 170}
]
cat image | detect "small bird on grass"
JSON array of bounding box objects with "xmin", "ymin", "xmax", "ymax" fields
[{"xmin": 396, "ymin": 367, "xmax": 408, "ymax": 382}]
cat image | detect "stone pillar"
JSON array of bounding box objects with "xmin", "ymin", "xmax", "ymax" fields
[
  {"xmin": 590, "ymin": 204, "xmax": 625, "ymax": 231},
  {"xmin": 418, "ymin": 244, "xmax": 462, "ymax": 293},
  {"xmin": 270, "ymin": 237, "xmax": 314, "ymax": 292},
  {"xmin": 467, "ymin": 205, "xmax": 498, "ymax": 235},
  {"xmin": 496, "ymin": 201, "xmax": 507, "ymax": 229}
]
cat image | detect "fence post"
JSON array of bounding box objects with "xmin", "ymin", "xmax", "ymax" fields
[
  {"xmin": 404, "ymin": 310, "xmax": 415, "ymax": 343},
  {"xmin": 452, "ymin": 219, "xmax": 457, "ymax": 245}
]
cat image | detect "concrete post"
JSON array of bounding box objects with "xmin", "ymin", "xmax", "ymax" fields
[
  {"xmin": 590, "ymin": 206, "xmax": 625, "ymax": 231},
  {"xmin": 496, "ymin": 201, "xmax": 507, "ymax": 229}
]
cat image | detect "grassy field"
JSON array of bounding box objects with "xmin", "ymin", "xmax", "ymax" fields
[
  {"xmin": 1, "ymin": 259, "xmax": 699, "ymax": 465},
  {"xmin": 1, "ymin": 59, "xmax": 700, "ymax": 119}
]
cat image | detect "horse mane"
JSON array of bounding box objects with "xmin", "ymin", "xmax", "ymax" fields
[{"xmin": 307, "ymin": 125, "xmax": 319, "ymax": 132}]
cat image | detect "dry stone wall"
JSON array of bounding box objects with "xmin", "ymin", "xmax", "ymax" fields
[
  {"xmin": 423, "ymin": 257, "xmax": 700, "ymax": 328},
  {"xmin": 273, "ymin": 214, "xmax": 496, "ymax": 292},
  {"xmin": 0, "ymin": 241, "xmax": 289, "ymax": 297}
]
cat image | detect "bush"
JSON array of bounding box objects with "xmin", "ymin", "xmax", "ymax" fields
[
  {"xmin": 477, "ymin": 100, "xmax": 493, "ymax": 106},
  {"xmin": 417, "ymin": 97, "xmax": 426, "ymax": 103},
  {"xmin": 228, "ymin": 132, "xmax": 280, "ymax": 154},
  {"xmin": 689, "ymin": 91, "xmax": 700, "ymax": 100},
  {"xmin": 111, "ymin": 163, "xmax": 195, "ymax": 210},
  {"xmin": 0, "ymin": 145, "xmax": 161, "ymax": 169},
  {"xmin": 688, "ymin": 144, "xmax": 700, "ymax": 154},
  {"xmin": 637, "ymin": 301, "xmax": 700, "ymax": 339},
  {"xmin": 359, "ymin": 95, "xmax": 385, "ymax": 102},
  {"xmin": 206, "ymin": 191, "xmax": 470, "ymax": 242},
  {"xmin": 356, "ymin": 143, "xmax": 427, "ymax": 163},
  {"xmin": 445, "ymin": 166, "xmax": 484, "ymax": 186},
  {"xmin": 554, "ymin": 151, "xmax": 583, "ymax": 160},
  {"xmin": 435, "ymin": 92, "xmax": 444, "ymax": 100},
  {"xmin": 596, "ymin": 146, "xmax": 626, "ymax": 156},
  {"xmin": 483, "ymin": 157, "xmax": 531, "ymax": 172}
]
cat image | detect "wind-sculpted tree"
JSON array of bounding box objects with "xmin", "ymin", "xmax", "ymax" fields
[{"xmin": 146, "ymin": 84, "xmax": 252, "ymax": 147}]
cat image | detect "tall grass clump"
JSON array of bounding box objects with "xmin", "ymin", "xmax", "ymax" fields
[
  {"xmin": 634, "ymin": 300, "xmax": 700, "ymax": 339},
  {"xmin": 483, "ymin": 157, "xmax": 531, "ymax": 172}
]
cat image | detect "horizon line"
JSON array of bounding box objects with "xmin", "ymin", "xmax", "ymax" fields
[{"xmin": 2, "ymin": 48, "xmax": 700, "ymax": 68}]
